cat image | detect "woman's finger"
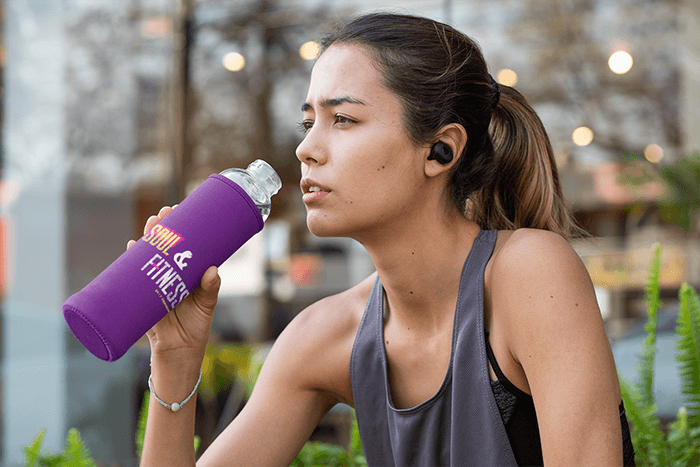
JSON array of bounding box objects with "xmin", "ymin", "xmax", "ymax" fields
[
  {"xmin": 126, "ymin": 239, "xmax": 136, "ymax": 250},
  {"xmin": 142, "ymin": 206, "xmax": 175, "ymax": 236},
  {"xmin": 157, "ymin": 206, "xmax": 174, "ymax": 218},
  {"xmin": 143, "ymin": 215, "xmax": 160, "ymax": 235}
]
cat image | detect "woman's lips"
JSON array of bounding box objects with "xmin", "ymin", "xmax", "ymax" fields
[
  {"xmin": 302, "ymin": 189, "xmax": 330, "ymax": 203},
  {"xmin": 300, "ymin": 178, "xmax": 331, "ymax": 204}
]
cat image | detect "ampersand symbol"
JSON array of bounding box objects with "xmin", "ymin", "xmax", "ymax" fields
[{"xmin": 174, "ymin": 250, "xmax": 192, "ymax": 270}]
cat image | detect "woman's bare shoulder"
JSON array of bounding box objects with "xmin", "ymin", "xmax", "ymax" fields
[
  {"xmin": 492, "ymin": 228, "xmax": 571, "ymax": 264},
  {"xmin": 489, "ymin": 228, "xmax": 584, "ymax": 288},
  {"xmin": 264, "ymin": 272, "xmax": 377, "ymax": 405},
  {"xmin": 286, "ymin": 271, "xmax": 376, "ymax": 342},
  {"xmin": 491, "ymin": 227, "xmax": 593, "ymax": 303},
  {"xmin": 489, "ymin": 228, "xmax": 605, "ymax": 357}
]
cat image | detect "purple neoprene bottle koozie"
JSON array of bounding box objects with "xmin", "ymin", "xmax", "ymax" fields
[{"xmin": 63, "ymin": 173, "xmax": 268, "ymax": 362}]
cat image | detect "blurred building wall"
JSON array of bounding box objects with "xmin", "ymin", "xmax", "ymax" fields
[
  {"xmin": 61, "ymin": 1, "xmax": 172, "ymax": 464},
  {"xmin": 681, "ymin": 0, "xmax": 700, "ymax": 154},
  {"xmin": 2, "ymin": 0, "xmax": 67, "ymax": 462}
]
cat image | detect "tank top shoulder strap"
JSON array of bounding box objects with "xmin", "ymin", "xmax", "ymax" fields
[
  {"xmin": 449, "ymin": 229, "xmax": 517, "ymax": 465},
  {"xmin": 350, "ymin": 273, "xmax": 396, "ymax": 465}
]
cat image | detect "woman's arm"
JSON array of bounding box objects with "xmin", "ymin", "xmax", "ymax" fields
[
  {"xmin": 135, "ymin": 207, "xmax": 359, "ymax": 466},
  {"xmin": 196, "ymin": 300, "xmax": 348, "ymax": 466},
  {"xmin": 141, "ymin": 341, "xmax": 210, "ymax": 466},
  {"xmin": 132, "ymin": 206, "xmax": 221, "ymax": 466},
  {"xmin": 141, "ymin": 289, "xmax": 345, "ymax": 467},
  {"xmin": 491, "ymin": 229, "xmax": 623, "ymax": 466}
]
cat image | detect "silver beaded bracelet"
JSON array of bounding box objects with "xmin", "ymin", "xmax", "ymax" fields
[{"xmin": 148, "ymin": 369, "xmax": 202, "ymax": 412}]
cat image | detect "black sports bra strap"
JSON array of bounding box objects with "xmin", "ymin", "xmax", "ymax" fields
[
  {"xmin": 484, "ymin": 331, "xmax": 508, "ymax": 382},
  {"xmin": 484, "ymin": 331, "xmax": 531, "ymax": 399}
]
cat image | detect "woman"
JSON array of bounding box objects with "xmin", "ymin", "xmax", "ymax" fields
[{"xmin": 136, "ymin": 13, "xmax": 635, "ymax": 466}]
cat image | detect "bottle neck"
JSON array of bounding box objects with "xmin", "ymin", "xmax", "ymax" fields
[
  {"xmin": 246, "ymin": 159, "xmax": 282, "ymax": 199},
  {"xmin": 219, "ymin": 160, "xmax": 281, "ymax": 222}
]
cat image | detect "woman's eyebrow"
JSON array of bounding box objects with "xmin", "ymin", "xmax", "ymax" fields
[{"xmin": 301, "ymin": 95, "xmax": 366, "ymax": 112}]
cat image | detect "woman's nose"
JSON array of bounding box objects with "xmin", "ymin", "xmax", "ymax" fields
[
  {"xmin": 295, "ymin": 128, "xmax": 326, "ymax": 166},
  {"xmin": 296, "ymin": 139, "xmax": 320, "ymax": 165}
]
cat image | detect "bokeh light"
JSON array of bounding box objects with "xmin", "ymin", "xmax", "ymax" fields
[
  {"xmin": 299, "ymin": 41, "xmax": 320, "ymax": 61},
  {"xmin": 608, "ymin": 50, "xmax": 633, "ymax": 74},
  {"xmin": 572, "ymin": 126, "xmax": 594, "ymax": 146},
  {"xmin": 289, "ymin": 254, "xmax": 323, "ymax": 287},
  {"xmin": 644, "ymin": 144, "xmax": 664, "ymax": 163},
  {"xmin": 223, "ymin": 52, "xmax": 245, "ymax": 72},
  {"xmin": 496, "ymin": 68, "xmax": 518, "ymax": 87},
  {"xmin": 141, "ymin": 17, "xmax": 170, "ymax": 37}
]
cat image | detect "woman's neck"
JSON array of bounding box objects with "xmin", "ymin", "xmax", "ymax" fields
[{"xmin": 359, "ymin": 215, "xmax": 481, "ymax": 334}]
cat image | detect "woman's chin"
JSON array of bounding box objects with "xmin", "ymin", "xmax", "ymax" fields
[
  {"xmin": 306, "ymin": 218, "xmax": 337, "ymax": 238},
  {"xmin": 306, "ymin": 213, "xmax": 349, "ymax": 238}
]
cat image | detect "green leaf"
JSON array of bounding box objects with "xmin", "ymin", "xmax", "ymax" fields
[
  {"xmin": 292, "ymin": 409, "xmax": 366, "ymax": 467},
  {"xmin": 676, "ymin": 283, "xmax": 700, "ymax": 427},
  {"xmin": 639, "ymin": 243, "xmax": 662, "ymax": 408},
  {"xmin": 36, "ymin": 454, "xmax": 65, "ymax": 467},
  {"xmin": 23, "ymin": 428, "xmax": 46, "ymax": 467},
  {"xmin": 667, "ymin": 407, "xmax": 700, "ymax": 467},
  {"xmin": 658, "ymin": 154, "xmax": 700, "ymax": 230},
  {"xmin": 135, "ymin": 391, "xmax": 150, "ymax": 458},
  {"xmin": 292, "ymin": 441, "xmax": 349, "ymax": 467},
  {"xmin": 619, "ymin": 376, "xmax": 668, "ymax": 466},
  {"xmin": 62, "ymin": 428, "xmax": 97, "ymax": 467},
  {"xmin": 349, "ymin": 411, "xmax": 362, "ymax": 456},
  {"xmin": 348, "ymin": 411, "xmax": 367, "ymax": 466},
  {"xmin": 22, "ymin": 428, "xmax": 96, "ymax": 467},
  {"xmin": 619, "ymin": 248, "xmax": 700, "ymax": 466}
]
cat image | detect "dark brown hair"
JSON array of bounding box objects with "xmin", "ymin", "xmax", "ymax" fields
[{"xmin": 320, "ymin": 13, "xmax": 587, "ymax": 239}]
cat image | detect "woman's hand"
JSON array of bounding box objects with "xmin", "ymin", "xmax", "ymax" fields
[{"xmin": 127, "ymin": 206, "xmax": 221, "ymax": 359}]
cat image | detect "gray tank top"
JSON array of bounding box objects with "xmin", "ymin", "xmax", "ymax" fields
[{"xmin": 350, "ymin": 229, "xmax": 517, "ymax": 466}]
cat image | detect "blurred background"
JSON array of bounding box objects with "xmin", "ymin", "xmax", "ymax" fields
[{"xmin": 0, "ymin": 0, "xmax": 698, "ymax": 464}]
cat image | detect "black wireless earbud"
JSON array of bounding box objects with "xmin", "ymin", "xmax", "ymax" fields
[{"xmin": 428, "ymin": 142, "xmax": 454, "ymax": 165}]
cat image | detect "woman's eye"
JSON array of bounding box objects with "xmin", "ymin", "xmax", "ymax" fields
[
  {"xmin": 297, "ymin": 120, "xmax": 313, "ymax": 133},
  {"xmin": 334, "ymin": 115, "xmax": 355, "ymax": 126},
  {"xmin": 297, "ymin": 115, "xmax": 354, "ymax": 133}
]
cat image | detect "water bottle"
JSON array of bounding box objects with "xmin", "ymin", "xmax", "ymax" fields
[{"xmin": 63, "ymin": 160, "xmax": 282, "ymax": 362}]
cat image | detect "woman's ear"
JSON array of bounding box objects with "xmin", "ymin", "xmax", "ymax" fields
[{"xmin": 424, "ymin": 123, "xmax": 468, "ymax": 177}]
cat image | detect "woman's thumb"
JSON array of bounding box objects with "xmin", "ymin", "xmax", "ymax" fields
[{"xmin": 192, "ymin": 266, "xmax": 221, "ymax": 312}]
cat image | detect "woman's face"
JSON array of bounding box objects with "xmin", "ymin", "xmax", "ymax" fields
[{"xmin": 296, "ymin": 44, "xmax": 430, "ymax": 240}]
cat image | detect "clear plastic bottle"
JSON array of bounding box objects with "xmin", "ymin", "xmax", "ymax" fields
[{"xmin": 220, "ymin": 160, "xmax": 282, "ymax": 221}]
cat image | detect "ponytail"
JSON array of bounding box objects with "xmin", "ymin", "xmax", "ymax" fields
[{"xmin": 468, "ymin": 86, "xmax": 589, "ymax": 240}]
